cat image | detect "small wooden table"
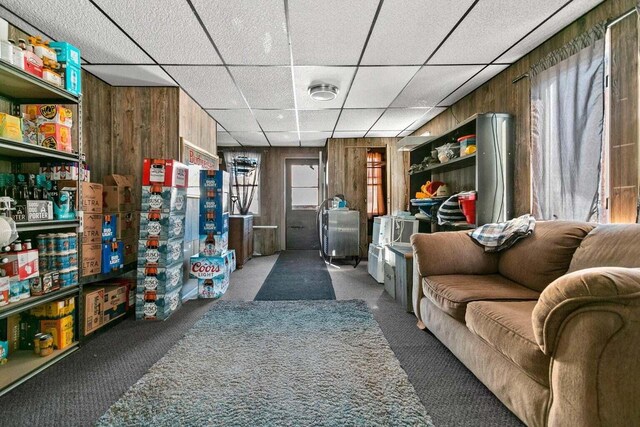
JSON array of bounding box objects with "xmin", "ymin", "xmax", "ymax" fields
[{"xmin": 387, "ymin": 244, "xmax": 414, "ymax": 313}]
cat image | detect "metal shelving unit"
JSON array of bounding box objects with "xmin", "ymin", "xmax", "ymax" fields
[
  {"xmin": 80, "ymin": 262, "xmax": 136, "ymax": 286},
  {"xmin": 0, "ymin": 59, "xmax": 84, "ymax": 396}
]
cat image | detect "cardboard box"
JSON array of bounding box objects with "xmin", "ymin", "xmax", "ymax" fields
[
  {"xmin": 49, "ymin": 41, "xmax": 81, "ymax": 68},
  {"xmin": 0, "ymin": 112, "xmax": 22, "ymax": 141},
  {"xmin": 83, "ymin": 288, "xmax": 104, "ymax": 336},
  {"xmin": 199, "ymin": 170, "xmax": 229, "ymax": 191},
  {"xmin": 18, "ymin": 315, "xmax": 40, "ymax": 351},
  {"xmin": 137, "ymin": 237, "xmax": 183, "ymax": 267},
  {"xmin": 198, "ymin": 231, "xmax": 229, "ymax": 256},
  {"xmin": 63, "ymin": 65, "xmax": 82, "ymax": 96},
  {"xmin": 142, "ymin": 158, "xmax": 188, "ymax": 188},
  {"xmin": 0, "ymin": 249, "xmax": 39, "ymax": 280},
  {"xmin": 12, "ymin": 200, "xmax": 54, "ymax": 222},
  {"xmin": 136, "ymin": 263, "xmax": 183, "ymax": 294},
  {"xmin": 6, "ymin": 314, "xmax": 21, "ymax": 354},
  {"xmin": 59, "ymin": 181, "xmax": 102, "ymax": 213},
  {"xmin": 22, "ymin": 104, "xmax": 73, "ymax": 126},
  {"xmin": 135, "ymin": 287, "xmax": 181, "ymax": 321},
  {"xmin": 23, "ymin": 50, "xmax": 43, "ymax": 78},
  {"xmin": 199, "ymin": 210, "xmax": 229, "ymax": 235},
  {"xmin": 82, "ymin": 213, "xmax": 102, "ymax": 244},
  {"xmin": 197, "ymin": 272, "xmax": 229, "ymax": 299},
  {"xmin": 102, "ymin": 285, "xmax": 127, "ymax": 324},
  {"xmin": 226, "ymin": 249, "xmax": 236, "ymax": 273},
  {"xmin": 190, "ymin": 254, "xmax": 229, "ymax": 299},
  {"xmin": 141, "ymin": 186, "xmax": 187, "ymax": 214},
  {"xmin": 40, "ymin": 315, "xmax": 74, "ymax": 350},
  {"xmin": 105, "ymin": 277, "xmax": 136, "ymax": 311},
  {"xmin": 123, "ymin": 237, "xmax": 137, "ymax": 266},
  {"xmin": 81, "ymin": 243, "xmax": 102, "ymax": 277},
  {"xmin": 102, "ymin": 213, "xmax": 118, "ymax": 243},
  {"xmin": 102, "ymin": 241, "xmax": 124, "ymax": 274},
  {"xmin": 117, "ymin": 211, "xmax": 138, "ymax": 240},
  {"xmin": 103, "ymin": 175, "xmax": 134, "ymax": 212},
  {"xmin": 139, "ymin": 211, "xmax": 185, "ymax": 240},
  {"xmin": 30, "ymin": 296, "xmax": 75, "ymax": 319},
  {"xmin": 38, "ymin": 123, "xmax": 72, "ymax": 152}
]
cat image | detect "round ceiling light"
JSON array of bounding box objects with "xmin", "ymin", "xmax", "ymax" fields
[{"xmin": 308, "ymin": 84, "xmax": 339, "ymax": 101}]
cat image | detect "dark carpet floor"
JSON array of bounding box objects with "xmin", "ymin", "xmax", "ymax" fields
[
  {"xmin": 254, "ymin": 250, "xmax": 335, "ymax": 301},
  {"xmin": 0, "ymin": 254, "xmax": 524, "ymax": 427}
]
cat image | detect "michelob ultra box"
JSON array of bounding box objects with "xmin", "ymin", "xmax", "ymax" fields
[
  {"xmin": 141, "ymin": 185, "xmax": 187, "ymax": 214},
  {"xmin": 199, "ymin": 169, "xmax": 229, "ymax": 191},
  {"xmin": 137, "ymin": 237, "xmax": 184, "ymax": 268},
  {"xmin": 198, "ymin": 231, "xmax": 228, "ymax": 256},
  {"xmin": 136, "ymin": 262, "xmax": 183, "ymax": 294},
  {"xmin": 135, "ymin": 287, "xmax": 181, "ymax": 321},
  {"xmin": 142, "ymin": 158, "xmax": 188, "ymax": 188},
  {"xmin": 189, "ymin": 254, "xmax": 230, "ymax": 299},
  {"xmin": 139, "ymin": 211, "xmax": 185, "ymax": 240}
]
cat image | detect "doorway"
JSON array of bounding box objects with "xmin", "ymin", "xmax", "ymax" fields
[{"xmin": 285, "ymin": 158, "xmax": 320, "ymax": 250}]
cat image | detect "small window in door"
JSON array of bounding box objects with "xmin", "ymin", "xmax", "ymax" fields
[{"xmin": 291, "ymin": 164, "xmax": 319, "ymax": 210}]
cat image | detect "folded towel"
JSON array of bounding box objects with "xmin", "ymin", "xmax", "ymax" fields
[{"xmin": 469, "ymin": 214, "xmax": 536, "ymax": 252}]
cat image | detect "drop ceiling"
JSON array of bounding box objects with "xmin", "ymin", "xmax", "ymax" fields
[{"xmin": 0, "ymin": 0, "xmax": 604, "ymax": 147}]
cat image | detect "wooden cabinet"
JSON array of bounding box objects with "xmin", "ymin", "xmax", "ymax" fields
[{"xmin": 229, "ymin": 215, "xmax": 253, "ymax": 269}]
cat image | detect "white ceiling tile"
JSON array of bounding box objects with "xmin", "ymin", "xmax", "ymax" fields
[
  {"xmin": 440, "ymin": 65, "xmax": 509, "ymax": 106},
  {"xmin": 497, "ymin": 0, "xmax": 605, "ymax": 63},
  {"xmin": 391, "ymin": 65, "xmax": 482, "ymax": 108},
  {"xmin": 266, "ymin": 132, "xmax": 300, "ymax": 146},
  {"xmin": 0, "ymin": 6, "xmax": 49, "ymax": 40},
  {"xmin": 406, "ymin": 108, "xmax": 447, "ymax": 131},
  {"xmin": 93, "ymin": 0, "xmax": 221, "ymax": 64},
  {"xmin": 405, "ymin": 107, "xmax": 447, "ymax": 131},
  {"xmin": 192, "ymin": 0, "xmax": 289, "ymax": 65},
  {"xmin": 254, "ymin": 110, "xmax": 298, "ymax": 131},
  {"xmin": 230, "ymin": 132, "xmax": 270, "ymax": 146},
  {"xmin": 217, "ymin": 123, "xmax": 225, "ymax": 131},
  {"xmin": 217, "ymin": 132, "xmax": 241, "ymax": 146},
  {"xmin": 206, "ymin": 110, "xmax": 260, "ymax": 132},
  {"xmin": 345, "ymin": 67, "xmax": 419, "ymax": 108},
  {"xmin": 300, "ymin": 132, "xmax": 332, "ymax": 146},
  {"xmin": 365, "ymin": 131, "xmax": 400, "ymax": 138},
  {"xmin": 335, "ymin": 109, "xmax": 384, "ymax": 131},
  {"xmin": 332, "ymin": 131, "xmax": 368, "ymax": 138},
  {"xmin": 294, "ymin": 66, "xmax": 356, "ymax": 109},
  {"xmin": 0, "ymin": 0, "xmax": 152, "ymax": 63},
  {"xmin": 429, "ymin": 0, "xmax": 571, "ymax": 64},
  {"xmin": 361, "ymin": 0, "xmax": 476, "ymax": 65},
  {"xmin": 288, "ymin": 0, "xmax": 379, "ymax": 65},
  {"xmin": 230, "ymin": 66, "xmax": 294, "ymax": 109},
  {"xmin": 83, "ymin": 65, "xmax": 176, "ymax": 86},
  {"xmin": 398, "ymin": 130, "xmax": 413, "ymax": 137},
  {"xmin": 164, "ymin": 66, "xmax": 246, "ymax": 109},
  {"xmin": 370, "ymin": 109, "xmax": 432, "ymax": 131},
  {"xmin": 298, "ymin": 110, "xmax": 340, "ymax": 132}
]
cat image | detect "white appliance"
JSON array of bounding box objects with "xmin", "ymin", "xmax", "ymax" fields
[
  {"xmin": 390, "ymin": 216, "xmax": 419, "ymax": 244},
  {"xmin": 367, "ymin": 244, "xmax": 385, "ymax": 283},
  {"xmin": 372, "ymin": 216, "xmax": 392, "ymax": 246}
]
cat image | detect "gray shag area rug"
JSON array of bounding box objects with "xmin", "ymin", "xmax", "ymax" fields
[{"xmin": 98, "ymin": 300, "xmax": 433, "ymax": 427}]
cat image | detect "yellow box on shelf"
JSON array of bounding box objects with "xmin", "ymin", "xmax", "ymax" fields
[
  {"xmin": 0, "ymin": 112, "xmax": 22, "ymax": 141},
  {"xmin": 40, "ymin": 315, "xmax": 74, "ymax": 350},
  {"xmin": 30, "ymin": 296, "xmax": 75, "ymax": 319}
]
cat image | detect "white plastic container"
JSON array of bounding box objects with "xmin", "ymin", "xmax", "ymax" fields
[
  {"xmin": 0, "ymin": 40, "xmax": 13, "ymax": 64},
  {"xmin": 12, "ymin": 46, "xmax": 24, "ymax": 69}
]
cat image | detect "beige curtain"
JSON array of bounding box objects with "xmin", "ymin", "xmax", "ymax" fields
[{"xmin": 367, "ymin": 152, "xmax": 386, "ymax": 218}]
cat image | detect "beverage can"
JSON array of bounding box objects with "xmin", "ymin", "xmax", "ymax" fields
[{"xmin": 67, "ymin": 233, "xmax": 78, "ymax": 251}]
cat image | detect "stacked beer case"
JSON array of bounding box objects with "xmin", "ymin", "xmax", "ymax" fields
[
  {"xmin": 189, "ymin": 169, "xmax": 236, "ymax": 299},
  {"xmin": 136, "ymin": 159, "xmax": 188, "ymax": 320}
]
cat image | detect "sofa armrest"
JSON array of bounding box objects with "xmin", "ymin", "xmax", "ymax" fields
[
  {"xmin": 410, "ymin": 231, "xmax": 498, "ymax": 277},
  {"xmin": 532, "ymin": 267, "xmax": 640, "ymax": 355}
]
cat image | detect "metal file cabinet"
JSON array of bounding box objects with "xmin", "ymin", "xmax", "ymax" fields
[
  {"xmin": 323, "ymin": 210, "xmax": 360, "ymax": 261},
  {"xmin": 387, "ymin": 244, "xmax": 414, "ymax": 313}
]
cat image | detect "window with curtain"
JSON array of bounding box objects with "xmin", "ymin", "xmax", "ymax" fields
[
  {"xmin": 531, "ymin": 23, "xmax": 606, "ymax": 222},
  {"xmin": 367, "ymin": 151, "xmax": 386, "ymax": 219},
  {"xmin": 223, "ymin": 151, "xmax": 261, "ymax": 215}
]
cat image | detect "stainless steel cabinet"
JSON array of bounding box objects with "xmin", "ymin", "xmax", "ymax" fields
[{"xmin": 323, "ymin": 210, "xmax": 360, "ymax": 258}]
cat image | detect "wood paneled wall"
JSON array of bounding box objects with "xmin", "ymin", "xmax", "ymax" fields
[
  {"xmin": 326, "ymin": 137, "xmax": 409, "ymax": 254},
  {"xmin": 414, "ymin": 0, "xmax": 637, "ymax": 216},
  {"xmin": 178, "ymin": 90, "xmax": 216, "ymax": 155},
  {"xmin": 81, "ymin": 71, "xmax": 112, "ymax": 183},
  {"xmin": 221, "ymin": 147, "xmax": 322, "ymax": 251}
]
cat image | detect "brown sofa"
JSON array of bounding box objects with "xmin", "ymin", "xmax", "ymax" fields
[{"xmin": 411, "ymin": 221, "xmax": 640, "ymax": 427}]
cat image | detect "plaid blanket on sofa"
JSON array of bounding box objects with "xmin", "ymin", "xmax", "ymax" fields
[{"xmin": 469, "ymin": 214, "xmax": 536, "ymax": 252}]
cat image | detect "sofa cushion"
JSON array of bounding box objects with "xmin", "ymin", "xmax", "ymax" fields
[
  {"xmin": 466, "ymin": 301, "xmax": 550, "ymax": 386},
  {"xmin": 423, "ymin": 274, "xmax": 540, "ymax": 322},
  {"xmin": 498, "ymin": 221, "xmax": 595, "ymax": 292},
  {"xmin": 568, "ymin": 224, "xmax": 640, "ymax": 273}
]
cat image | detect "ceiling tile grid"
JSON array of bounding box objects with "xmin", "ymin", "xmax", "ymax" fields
[
  {"xmin": 217, "ymin": 132, "xmax": 241, "ymax": 146},
  {"xmin": 0, "ymin": 0, "xmax": 604, "ymax": 146}
]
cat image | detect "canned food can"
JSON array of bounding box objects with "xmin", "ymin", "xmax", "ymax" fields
[
  {"xmin": 36, "ymin": 234, "xmax": 47, "ymax": 253},
  {"xmin": 59, "ymin": 268, "xmax": 71, "ymax": 287},
  {"xmin": 23, "ymin": 239, "xmax": 32, "ymax": 250},
  {"xmin": 54, "ymin": 233, "xmax": 68, "ymax": 252},
  {"xmin": 67, "ymin": 233, "xmax": 78, "ymax": 251},
  {"xmin": 55, "ymin": 251, "xmax": 71, "ymax": 270},
  {"xmin": 69, "ymin": 267, "xmax": 78, "ymax": 286},
  {"xmin": 19, "ymin": 279, "xmax": 30, "ymax": 299},
  {"xmin": 9, "ymin": 281, "xmax": 21, "ymax": 302},
  {"xmin": 68, "ymin": 250, "xmax": 78, "ymax": 267},
  {"xmin": 39, "ymin": 255, "xmax": 49, "ymax": 272},
  {"xmin": 45, "ymin": 234, "xmax": 56, "ymax": 253}
]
